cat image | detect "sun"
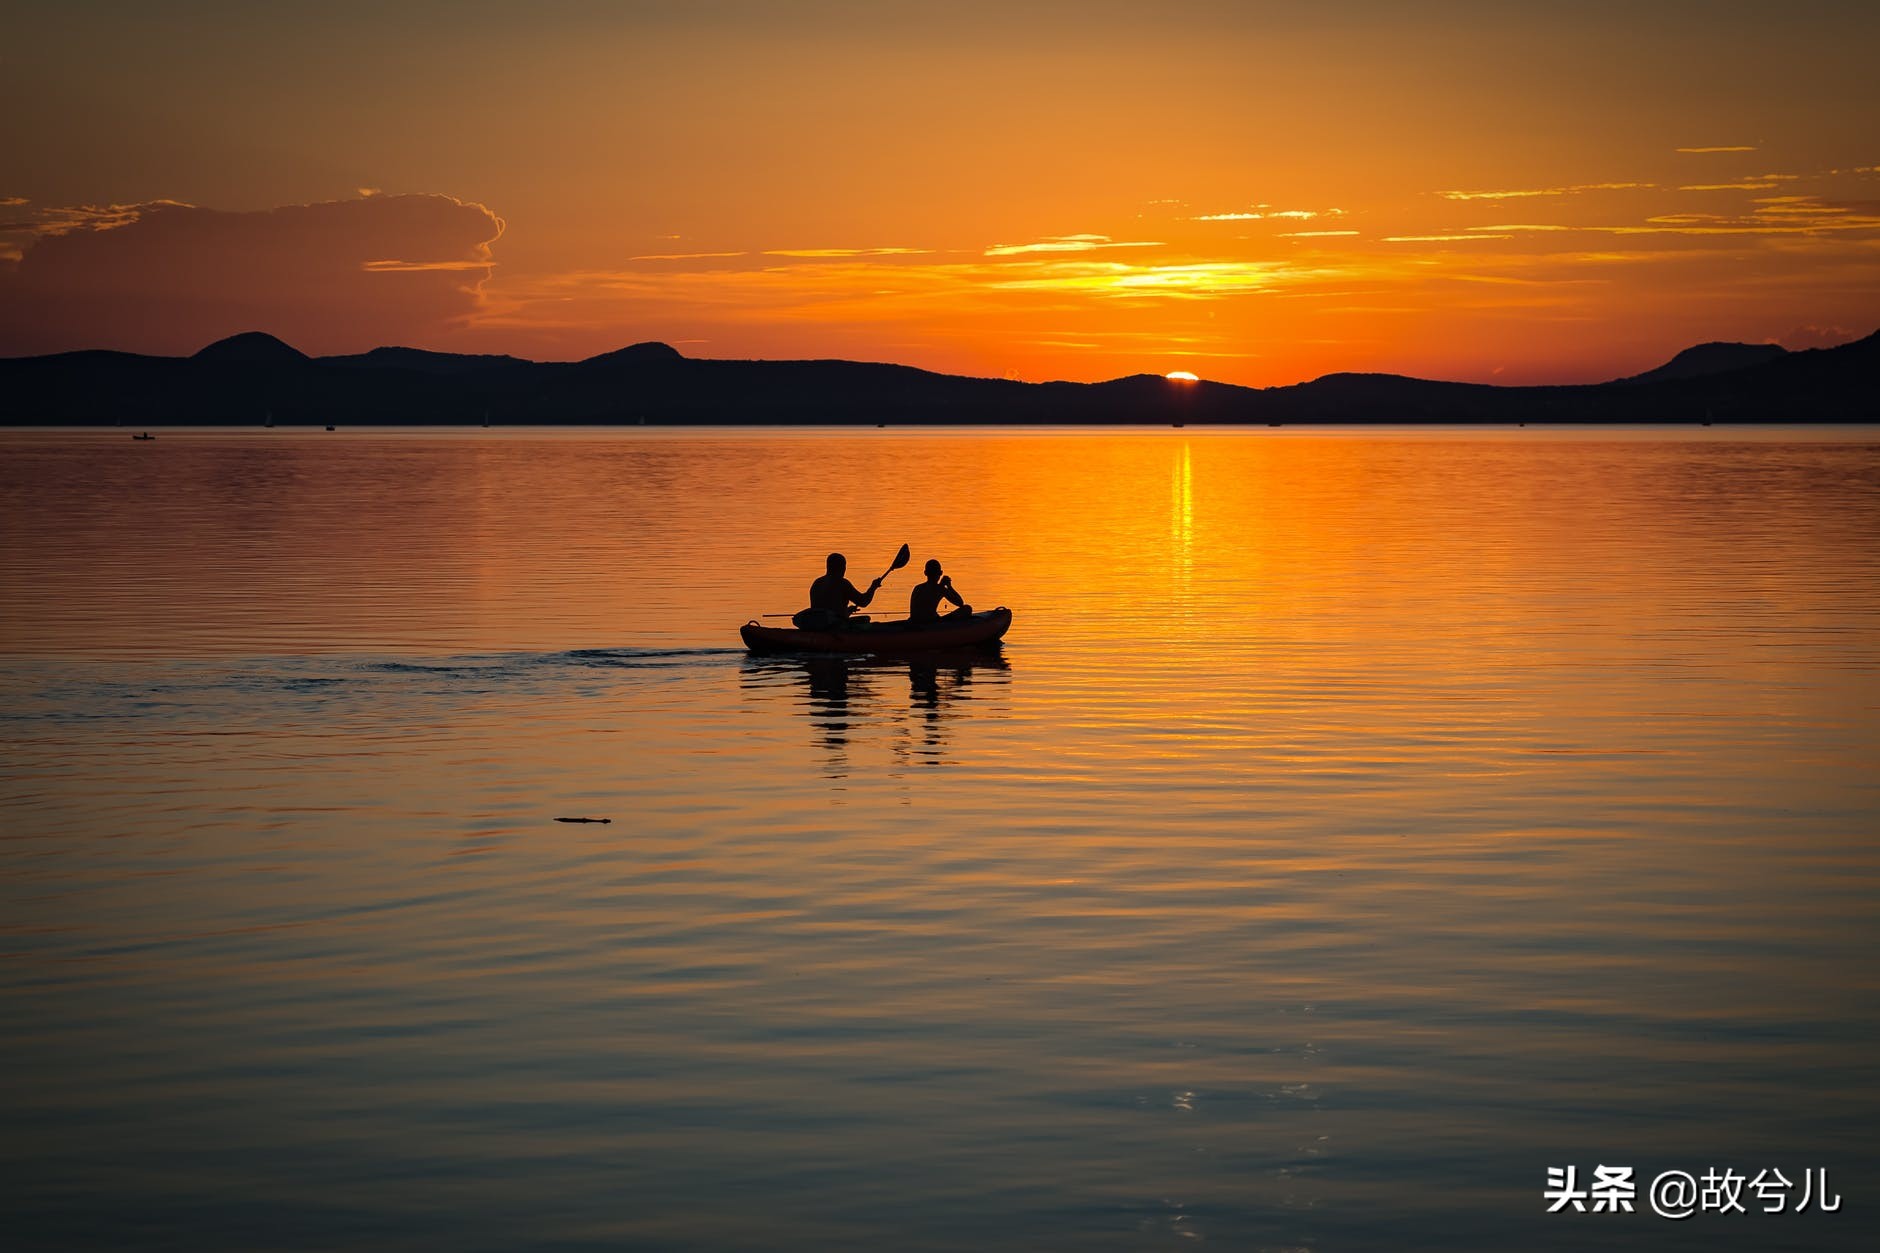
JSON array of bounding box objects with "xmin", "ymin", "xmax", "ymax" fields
[{"xmin": 1165, "ymin": 370, "xmax": 1200, "ymax": 382}]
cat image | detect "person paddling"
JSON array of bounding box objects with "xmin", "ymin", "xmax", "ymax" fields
[
  {"xmin": 908, "ymin": 559, "xmax": 972, "ymax": 624},
  {"xmin": 797, "ymin": 552, "xmax": 882, "ymax": 629}
]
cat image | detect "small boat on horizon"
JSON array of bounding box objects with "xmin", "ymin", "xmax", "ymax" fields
[{"xmin": 132, "ymin": 432, "xmax": 155, "ymax": 440}]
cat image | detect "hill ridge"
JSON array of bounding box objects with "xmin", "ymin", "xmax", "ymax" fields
[{"xmin": 3, "ymin": 329, "xmax": 1874, "ymax": 424}]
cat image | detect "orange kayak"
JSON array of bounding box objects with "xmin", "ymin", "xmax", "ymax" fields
[{"xmin": 741, "ymin": 607, "xmax": 1012, "ymax": 655}]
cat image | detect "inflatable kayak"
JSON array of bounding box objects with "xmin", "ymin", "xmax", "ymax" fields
[{"xmin": 741, "ymin": 607, "xmax": 1012, "ymax": 656}]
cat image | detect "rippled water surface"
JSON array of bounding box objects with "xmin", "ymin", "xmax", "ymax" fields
[{"xmin": 3, "ymin": 427, "xmax": 1878, "ymax": 1251}]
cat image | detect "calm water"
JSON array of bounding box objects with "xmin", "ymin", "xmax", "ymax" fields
[{"xmin": 3, "ymin": 428, "xmax": 1878, "ymax": 1251}]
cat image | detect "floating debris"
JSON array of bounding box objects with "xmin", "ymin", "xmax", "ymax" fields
[{"xmin": 554, "ymin": 816, "xmax": 612, "ymax": 824}]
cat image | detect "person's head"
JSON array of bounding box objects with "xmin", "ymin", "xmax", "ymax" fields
[
  {"xmin": 826, "ymin": 552, "xmax": 847, "ymax": 576},
  {"xmin": 923, "ymin": 558, "xmax": 943, "ymax": 582}
]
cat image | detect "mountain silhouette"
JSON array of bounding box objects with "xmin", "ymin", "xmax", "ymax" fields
[
  {"xmin": 191, "ymin": 331, "xmax": 310, "ymax": 365},
  {"xmin": 581, "ymin": 341, "xmax": 687, "ymax": 368},
  {"xmin": 2, "ymin": 330, "xmax": 1874, "ymax": 424},
  {"xmin": 323, "ymin": 346, "xmax": 528, "ymax": 375},
  {"xmin": 1616, "ymin": 341, "xmax": 1788, "ymax": 385}
]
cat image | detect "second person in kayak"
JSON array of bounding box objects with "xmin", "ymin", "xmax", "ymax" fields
[{"xmin": 909, "ymin": 559, "xmax": 973, "ymax": 624}]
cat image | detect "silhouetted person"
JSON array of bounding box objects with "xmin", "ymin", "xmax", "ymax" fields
[
  {"xmin": 908, "ymin": 559, "xmax": 972, "ymax": 624},
  {"xmin": 796, "ymin": 552, "xmax": 880, "ymax": 629}
]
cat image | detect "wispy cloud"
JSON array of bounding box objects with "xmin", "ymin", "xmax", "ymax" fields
[
  {"xmin": 985, "ymin": 258, "xmax": 1326, "ymax": 297},
  {"xmin": 0, "ymin": 196, "xmax": 27, "ymax": 207},
  {"xmin": 475, "ymin": 251, "xmax": 1343, "ymax": 341},
  {"xmin": 1595, "ymin": 195, "xmax": 1880, "ymax": 235},
  {"xmin": 630, "ymin": 250, "xmax": 749, "ymax": 260},
  {"xmin": 1677, "ymin": 145, "xmax": 1757, "ymax": 153},
  {"xmin": 1280, "ymin": 230, "xmax": 1360, "ymax": 238},
  {"xmin": 362, "ymin": 259, "xmax": 495, "ymax": 272},
  {"xmin": 763, "ymin": 247, "xmax": 933, "ymax": 258},
  {"xmin": 1189, "ymin": 207, "xmax": 1331, "ymax": 222},
  {"xmin": 0, "ymin": 200, "xmax": 192, "ymax": 237},
  {"xmin": 1437, "ymin": 183, "xmax": 1653, "ymax": 201},
  {"xmin": 1386, "ymin": 233, "xmax": 1514, "ymax": 242},
  {"xmin": 984, "ymin": 235, "xmax": 1162, "ymax": 256}
]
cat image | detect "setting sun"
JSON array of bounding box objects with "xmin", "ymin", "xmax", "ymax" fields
[{"xmin": 1166, "ymin": 371, "xmax": 1200, "ymax": 382}]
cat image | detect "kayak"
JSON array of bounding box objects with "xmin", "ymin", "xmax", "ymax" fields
[{"xmin": 741, "ymin": 607, "xmax": 1012, "ymax": 656}]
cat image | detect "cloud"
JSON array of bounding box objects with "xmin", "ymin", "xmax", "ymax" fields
[
  {"xmin": 983, "ymin": 259, "xmax": 1317, "ymax": 297},
  {"xmin": 0, "ymin": 194, "xmax": 503, "ymax": 355},
  {"xmin": 1385, "ymin": 234, "xmax": 1515, "ymax": 242},
  {"xmin": 1679, "ymin": 173, "xmax": 1801, "ymax": 190},
  {"xmin": 762, "ymin": 247, "xmax": 932, "ymax": 258},
  {"xmin": 1677, "ymin": 146, "xmax": 1757, "ymax": 153},
  {"xmin": 360, "ymin": 258, "xmax": 495, "ymax": 272},
  {"xmin": 984, "ymin": 234, "xmax": 1163, "ymax": 256},
  {"xmin": 1189, "ymin": 207, "xmax": 1340, "ymax": 222},
  {"xmin": 0, "ymin": 196, "xmax": 26, "ymax": 207},
  {"xmin": 1437, "ymin": 183, "xmax": 1653, "ymax": 201},
  {"xmin": 1280, "ymin": 230, "xmax": 1360, "ymax": 238},
  {"xmin": 1779, "ymin": 324, "xmax": 1859, "ymax": 349},
  {"xmin": 1, "ymin": 200, "xmax": 180, "ymax": 236},
  {"xmin": 471, "ymin": 249, "xmax": 1342, "ymax": 346},
  {"xmin": 629, "ymin": 250, "xmax": 750, "ymax": 260},
  {"xmin": 1588, "ymin": 195, "xmax": 1880, "ymax": 235},
  {"xmin": 1191, "ymin": 210, "xmax": 1322, "ymax": 221}
]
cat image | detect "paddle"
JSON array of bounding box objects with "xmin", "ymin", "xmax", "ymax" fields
[
  {"xmin": 876, "ymin": 542, "xmax": 912, "ymax": 587},
  {"xmin": 759, "ymin": 543, "xmax": 909, "ymax": 617}
]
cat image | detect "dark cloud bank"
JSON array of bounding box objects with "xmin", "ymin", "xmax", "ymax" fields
[{"xmin": 0, "ymin": 194, "xmax": 503, "ymax": 356}]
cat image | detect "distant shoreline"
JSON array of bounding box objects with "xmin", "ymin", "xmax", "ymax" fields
[{"xmin": 3, "ymin": 329, "xmax": 1875, "ymax": 425}]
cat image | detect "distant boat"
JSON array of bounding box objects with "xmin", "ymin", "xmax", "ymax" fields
[
  {"xmin": 1172, "ymin": 422, "xmax": 1184, "ymax": 428},
  {"xmin": 133, "ymin": 432, "xmax": 155, "ymax": 440},
  {"xmin": 325, "ymin": 424, "xmax": 336, "ymax": 432}
]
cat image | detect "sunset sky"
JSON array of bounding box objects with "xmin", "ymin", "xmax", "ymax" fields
[{"xmin": 3, "ymin": 0, "xmax": 1877, "ymax": 385}]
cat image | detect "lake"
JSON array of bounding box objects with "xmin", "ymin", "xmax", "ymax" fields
[{"xmin": 3, "ymin": 427, "xmax": 1877, "ymax": 1251}]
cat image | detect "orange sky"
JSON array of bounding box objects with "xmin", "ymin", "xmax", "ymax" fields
[{"xmin": 2, "ymin": 1, "xmax": 1877, "ymax": 385}]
